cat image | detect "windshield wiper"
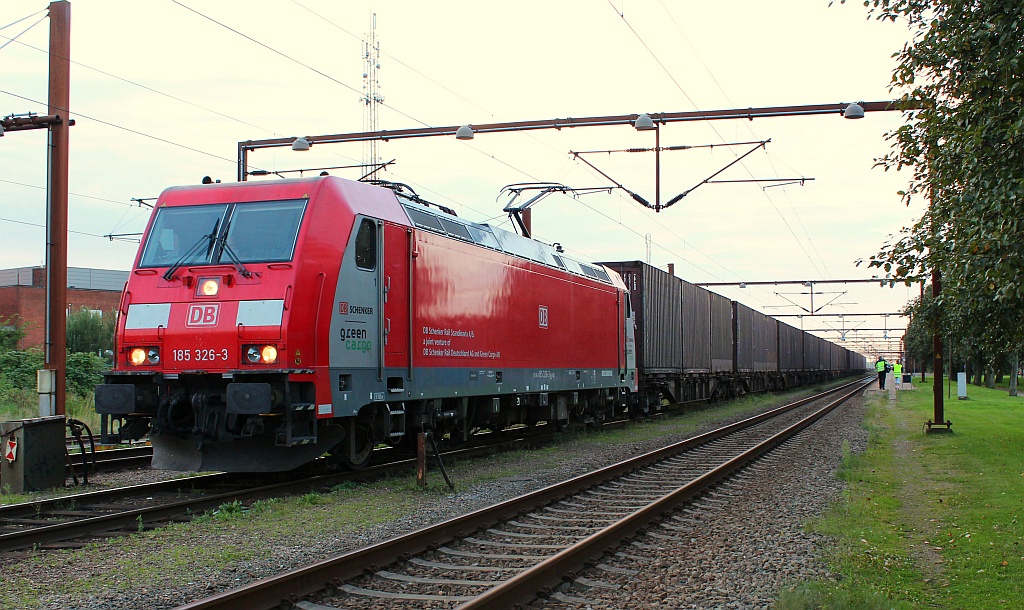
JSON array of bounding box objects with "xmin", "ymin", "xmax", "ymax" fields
[
  {"xmin": 163, "ymin": 235, "xmax": 214, "ymax": 281},
  {"xmin": 217, "ymin": 238, "xmax": 252, "ymax": 278},
  {"xmin": 212, "ymin": 220, "xmax": 252, "ymax": 278},
  {"xmin": 162, "ymin": 218, "xmax": 220, "ymax": 281},
  {"xmin": 204, "ymin": 217, "xmax": 221, "ymax": 259}
]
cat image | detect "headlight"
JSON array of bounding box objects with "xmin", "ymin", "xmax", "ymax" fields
[
  {"xmin": 196, "ymin": 277, "xmax": 220, "ymax": 297},
  {"xmin": 129, "ymin": 347, "xmax": 160, "ymax": 366},
  {"xmin": 244, "ymin": 344, "xmax": 278, "ymax": 364}
]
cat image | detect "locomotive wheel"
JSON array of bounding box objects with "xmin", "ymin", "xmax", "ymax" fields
[{"xmin": 340, "ymin": 424, "xmax": 374, "ymax": 470}]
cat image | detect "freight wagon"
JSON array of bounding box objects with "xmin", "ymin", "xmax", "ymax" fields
[{"xmin": 600, "ymin": 261, "xmax": 863, "ymax": 408}]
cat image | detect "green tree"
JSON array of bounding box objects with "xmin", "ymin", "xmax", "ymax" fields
[
  {"xmin": 901, "ymin": 291, "xmax": 934, "ymax": 370},
  {"xmin": 66, "ymin": 307, "xmax": 116, "ymax": 356},
  {"xmin": 844, "ymin": 0, "xmax": 1024, "ymax": 392},
  {"xmin": 0, "ymin": 314, "xmax": 27, "ymax": 351}
]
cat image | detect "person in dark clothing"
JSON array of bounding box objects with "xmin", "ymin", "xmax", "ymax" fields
[{"xmin": 875, "ymin": 356, "xmax": 888, "ymax": 390}]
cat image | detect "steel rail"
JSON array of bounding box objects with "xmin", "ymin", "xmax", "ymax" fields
[
  {"xmin": 173, "ymin": 378, "xmax": 869, "ymax": 610},
  {"xmin": 66, "ymin": 445, "xmax": 154, "ymax": 474},
  {"xmin": 0, "ymin": 430, "xmax": 560, "ymax": 553},
  {"xmin": 0, "ymin": 473, "xmax": 227, "ymax": 552},
  {"xmin": 458, "ymin": 378, "xmax": 872, "ymax": 608},
  {"xmin": 0, "ymin": 473, "xmax": 226, "ymax": 521}
]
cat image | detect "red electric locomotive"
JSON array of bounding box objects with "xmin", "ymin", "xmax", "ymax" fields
[{"xmin": 96, "ymin": 176, "xmax": 638, "ymax": 472}]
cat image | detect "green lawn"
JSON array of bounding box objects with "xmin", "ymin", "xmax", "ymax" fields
[{"xmin": 780, "ymin": 378, "xmax": 1024, "ymax": 609}]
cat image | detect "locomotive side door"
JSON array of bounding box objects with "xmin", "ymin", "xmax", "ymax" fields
[
  {"xmin": 382, "ymin": 223, "xmax": 411, "ymax": 378},
  {"xmin": 330, "ymin": 216, "xmax": 385, "ymax": 413},
  {"xmin": 623, "ymin": 291, "xmax": 638, "ymax": 391}
]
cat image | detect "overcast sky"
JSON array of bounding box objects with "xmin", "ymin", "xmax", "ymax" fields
[{"xmin": 1, "ymin": 0, "xmax": 921, "ymax": 356}]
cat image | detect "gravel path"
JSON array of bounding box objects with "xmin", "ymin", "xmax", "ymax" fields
[{"xmin": 0, "ymin": 389, "xmax": 869, "ymax": 610}]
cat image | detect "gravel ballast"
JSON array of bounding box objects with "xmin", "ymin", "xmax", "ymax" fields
[
  {"xmin": 0, "ymin": 387, "xmax": 871, "ymax": 609},
  {"xmin": 535, "ymin": 391, "xmax": 869, "ymax": 609}
]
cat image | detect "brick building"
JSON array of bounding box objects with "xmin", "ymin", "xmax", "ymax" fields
[{"xmin": 0, "ymin": 267, "xmax": 127, "ymax": 349}]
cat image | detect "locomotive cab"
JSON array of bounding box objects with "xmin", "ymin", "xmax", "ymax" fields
[{"xmin": 96, "ymin": 181, "xmax": 350, "ymax": 471}]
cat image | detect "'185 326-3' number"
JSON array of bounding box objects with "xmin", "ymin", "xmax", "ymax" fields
[{"xmin": 172, "ymin": 349, "xmax": 228, "ymax": 362}]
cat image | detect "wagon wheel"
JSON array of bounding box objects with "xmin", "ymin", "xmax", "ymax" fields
[{"xmin": 339, "ymin": 424, "xmax": 374, "ymax": 470}]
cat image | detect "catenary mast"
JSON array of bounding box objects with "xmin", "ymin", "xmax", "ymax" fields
[{"xmin": 361, "ymin": 14, "xmax": 383, "ymax": 179}]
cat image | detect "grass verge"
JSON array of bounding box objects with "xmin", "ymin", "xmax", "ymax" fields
[{"xmin": 779, "ymin": 378, "xmax": 1024, "ymax": 609}]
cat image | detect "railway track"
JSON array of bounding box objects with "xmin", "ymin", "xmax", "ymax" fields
[
  {"xmin": 66, "ymin": 444, "xmax": 154, "ymax": 476},
  {"xmin": 0, "ymin": 430, "xmax": 559, "ymax": 555},
  {"xmin": 174, "ymin": 377, "xmax": 872, "ymax": 610}
]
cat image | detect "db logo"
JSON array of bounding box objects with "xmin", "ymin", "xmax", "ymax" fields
[
  {"xmin": 187, "ymin": 303, "xmax": 220, "ymax": 327},
  {"xmin": 339, "ymin": 302, "xmax": 349, "ymax": 315}
]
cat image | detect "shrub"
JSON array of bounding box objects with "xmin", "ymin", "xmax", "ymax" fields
[
  {"xmin": 0, "ymin": 349, "xmax": 44, "ymax": 391},
  {"xmin": 0, "ymin": 349, "xmax": 104, "ymax": 396},
  {"xmin": 0, "ymin": 315, "xmax": 28, "ymax": 351},
  {"xmin": 66, "ymin": 307, "xmax": 116, "ymax": 358},
  {"xmin": 66, "ymin": 351, "xmax": 106, "ymax": 396}
]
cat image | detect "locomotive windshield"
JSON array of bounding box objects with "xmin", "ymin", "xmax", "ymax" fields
[{"xmin": 139, "ymin": 199, "xmax": 306, "ymax": 268}]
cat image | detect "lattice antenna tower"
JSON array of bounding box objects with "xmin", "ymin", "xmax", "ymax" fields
[{"xmin": 361, "ymin": 13, "xmax": 383, "ymax": 178}]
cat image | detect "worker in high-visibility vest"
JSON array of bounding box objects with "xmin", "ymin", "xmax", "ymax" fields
[
  {"xmin": 875, "ymin": 357, "xmax": 888, "ymax": 390},
  {"xmin": 894, "ymin": 360, "xmax": 903, "ymax": 389}
]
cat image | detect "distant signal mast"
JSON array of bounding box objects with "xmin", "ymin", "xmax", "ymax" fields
[{"xmin": 361, "ymin": 14, "xmax": 383, "ymax": 179}]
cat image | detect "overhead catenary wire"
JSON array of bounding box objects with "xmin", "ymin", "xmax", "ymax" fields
[
  {"xmin": 1, "ymin": 1, "xmax": 810, "ymax": 308},
  {"xmin": 0, "ymin": 32, "xmax": 286, "ymax": 138},
  {"xmin": 0, "ymin": 12, "xmax": 45, "ymax": 53},
  {"xmin": 0, "ymin": 178, "xmax": 139, "ymax": 208},
  {"xmin": 290, "ymin": 0, "xmax": 496, "ymax": 119},
  {"xmin": 649, "ymin": 10, "xmax": 834, "ymax": 278},
  {"xmin": 7, "ymin": 0, "xmax": 769, "ymax": 290},
  {"xmin": 653, "ymin": 0, "xmax": 835, "ymax": 281},
  {"xmin": 165, "ymin": 2, "xmax": 530, "ymax": 220},
  {"xmin": 0, "ymin": 216, "xmax": 139, "ymax": 242},
  {"xmin": 2, "ymin": 4, "xmax": 500, "ymax": 231},
  {"xmin": 0, "ymin": 180, "xmax": 151, "ymax": 237},
  {"xmin": 0, "ymin": 8, "xmax": 47, "ymax": 32},
  {"xmin": 564, "ymin": 153, "xmax": 768, "ymax": 303},
  {"xmin": 205, "ymin": 0, "xmax": 714, "ymax": 235},
  {"xmin": 570, "ymin": 192, "xmax": 769, "ymax": 299},
  {"xmin": 171, "ymin": 0, "xmax": 431, "ymax": 129},
  {"xmin": 606, "ymin": 1, "xmax": 833, "ymax": 281},
  {"xmin": 0, "ymin": 88, "xmax": 249, "ymax": 168}
]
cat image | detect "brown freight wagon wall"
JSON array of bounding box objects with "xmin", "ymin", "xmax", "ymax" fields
[
  {"xmin": 734, "ymin": 301, "xmax": 754, "ymax": 372},
  {"xmin": 778, "ymin": 321, "xmax": 804, "ymax": 371},
  {"xmin": 639, "ymin": 263, "xmax": 683, "ymax": 373},
  {"xmin": 734, "ymin": 302, "xmax": 779, "ymax": 372},
  {"xmin": 803, "ymin": 333, "xmax": 821, "ymax": 370},
  {"xmin": 600, "ymin": 261, "xmax": 683, "ymax": 375},
  {"xmin": 709, "ymin": 290, "xmax": 733, "ymax": 373},
  {"xmin": 681, "ymin": 280, "xmax": 711, "ymax": 372},
  {"xmin": 760, "ymin": 315, "xmax": 778, "ymax": 372}
]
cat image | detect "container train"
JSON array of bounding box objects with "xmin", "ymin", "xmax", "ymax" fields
[{"xmin": 95, "ymin": 176, "xmax": 865, "ymax": 472}]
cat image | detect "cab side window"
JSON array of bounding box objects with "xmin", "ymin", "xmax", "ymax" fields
[{"xmin": 355, "ymin": 219, "xmax": 377, "ymax": 270}]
